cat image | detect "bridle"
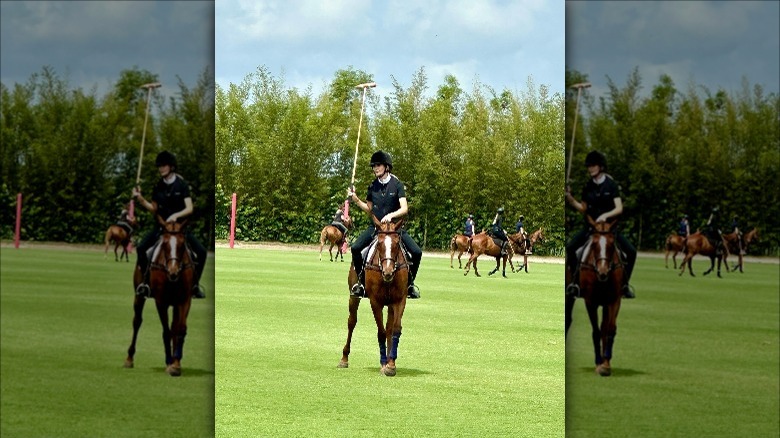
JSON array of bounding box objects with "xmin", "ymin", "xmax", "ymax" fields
[
  {"xmin": 580, "ymin": 227, "xmax": 623, "ymax": 281},
  {"xmin": 364, "ymin": 230, "xmax": 409, "ymax": 280},
  {"xmin": 151, "ymin": 228, "xmax": 193, "ymax": 281}
]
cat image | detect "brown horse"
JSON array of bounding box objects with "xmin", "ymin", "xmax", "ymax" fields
[
  {"xmin": 463, "ymin": 231, "xmax": 514, "ymax": 277},
  {"xmin": 678, "ymin": 231, "xmax": 730, "ymax": 278},
  {"xmin": 339, "ymin": 216, "xmax": 409, "ymax": 377},
  {"xmin": 104, "ymin": 218, "xmax": 137, "ymax": 262},
  {"xmin": 508, "ymin": 227, "xmax": 545, "ymax": 273},
  {"xmin": 664, "ymin": 234, "xmax": 686, "ymax": 269},
  {"xmin": 318, "ymin": 216, "xmax": 353, "ymax": 262},
  {"xmin": 449, "ymin": 233, "xmax": 473, "ymax": 269},
  {"xmin": 565, "ymin": 217, "xmax": 625, "ymax": 376},
  {"xmin": 125, "ymin": 217, "xmax": 195, "ymax": 377},
  {"xmin": 722, "ymin": 228, "xmax": 759, "ymax": 273}
]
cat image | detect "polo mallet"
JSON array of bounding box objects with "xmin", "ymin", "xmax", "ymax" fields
[
  {"xmin": 129, "ymin": 82, "xmax": 161, "ymax": 221},
  {"xmin": 343, "ymin": 81, "xmax": 376, "ymax": 221},
  {"xmin": 566, "ymin": 82, "xmax": 591, "ymax": 184}
]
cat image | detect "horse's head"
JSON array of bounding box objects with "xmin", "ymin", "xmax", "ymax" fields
[
  {"xmin": 532, "ymin": 227, "xmax": 545, "ymax": 244},
  {"xmin": 745, "ymin": 228, "xmax": 759, "ymax": 245},
  {"xmin": 372, "ymin": 215, "xmax": 405, "ymax": 283},
  {"xmin": 587, "ymin": 216, "xmax": 618, "ymax": 282},
  {"xmin": 156, "ymin": 216, "xmax": 188, "ymax": 282}
]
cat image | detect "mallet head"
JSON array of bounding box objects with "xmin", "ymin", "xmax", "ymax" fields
[
  {"xmin": 570, "ymin": 82, "xmax": 591, "ymax": 89},
  {"xmin": 355, "ymin": 82, "xmax": 377, "ymax": 89},
  {"xmin": 140, "ymin": 82, "xmax": 162, "ymax": 89}
]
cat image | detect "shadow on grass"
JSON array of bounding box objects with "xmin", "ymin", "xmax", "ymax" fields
[
  {"xmin": 351, "ymin": 366, "xmax": 433, "ymax": 377},
  {"xmin": 575, "ymin": 366, "xmax": 647, "ymax": 377},
  {"xmin": 143, "ymin": 366, "xmax": 215, "ymax": 377}
]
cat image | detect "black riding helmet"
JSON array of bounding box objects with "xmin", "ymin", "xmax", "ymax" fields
[
  {"xmin": 519, "ymin": 215, "xmax": 524, "ymax": 219},
  {"xmin": 156, "ymin": 150, "xmax": 177, "ymax": 169},
  {"xmin": 497, "ymin": 207, "xmax": 504, "ymax": 214},
  {"xmin": 370, "ymin": 150, "xmax": 393, "ymax": 171},
  {"xmin": 584, "ymin": 150, "xmax": 607, "ymax": 169}
]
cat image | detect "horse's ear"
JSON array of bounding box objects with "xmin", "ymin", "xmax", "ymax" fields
[
  {"xmin": 586, "ymin": 215, "xmax": 597, "ymax": 228},
  {"xmin": 156, "ymin": 214, "xmax": 166, "ymax": 227},
  {"xmin": 393, "ymin": 218, "xmax": 404, "ymax": 231},
  {"xmin": 372, "ymin": 214, "xmax": 382, "ymax": 228}
]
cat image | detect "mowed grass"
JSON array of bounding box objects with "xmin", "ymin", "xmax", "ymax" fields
[
  {"xmin": 566, "ymin": 255, "xmax": 780, "ymax": 437},
  {"xmin": 215, "ymin": 246, "xmax": 565, "ymax": 437},
  {"xmin": 1, "ymin": 244, "xmax": 215, "ymax": 438}
]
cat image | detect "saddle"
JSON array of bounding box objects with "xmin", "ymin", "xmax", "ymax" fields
[{"xmin": 117, "ymin": 221, "xmax": 133, "ymax": 235}]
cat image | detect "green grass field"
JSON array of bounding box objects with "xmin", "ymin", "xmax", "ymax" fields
[
  {"xmin": 215, "ymin": 246, "xmax": 566, "ymax": 437},
  {"xmin": 1, "ymin": 244, "xmax": 215, "ymax": 438},
  {"xmin": 566, "ymin": 255, "xmax": 780, "ymax": 437}
]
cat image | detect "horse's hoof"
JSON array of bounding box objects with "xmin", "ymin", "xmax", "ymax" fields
[
  {"xmin": 596, "ymin": 364, "xmax": 611, "ymax": 376},
  {"xmin": 123, "ymin": 360, "xmax": 134, "ymax": 368},
  {"xmin": 337, "ymin": 360, "xmax": 349, "ymax": 368},
  {"xmin": 381, "ymin": 365, "xmax": 396, "ymax": 377},
  {"xmin": 166, "ymin": 365, "xmax": 182, "ymax": 376}
]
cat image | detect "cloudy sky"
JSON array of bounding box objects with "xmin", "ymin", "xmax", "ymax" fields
[
  {"xmin": 567, "ymin": 1, "xmax": 780, "ymax": 99},
  {"xmin": 215, "ymin": 0, "xmax": 565, "ymax": 99},
  {"xmin": 0, "ymin": 1, "xmax": 214, "ymax": 102}
]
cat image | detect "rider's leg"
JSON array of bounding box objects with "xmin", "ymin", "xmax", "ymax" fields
[
  {"xmin": 565, "ymin": 228, "xmax": 589, "ymax": 297},
  {"xmin": 617, "ymin": 233, "xmax": 637, "ymax": 298},
  {"xmin": 349, "ymin": 227, "xmax": 374, "ymax": 297},
  {"xmin": 187, "ymin": 231, "xmax": 208, "ymax": 299},
  {"xmin": 134, "ymin": 228, "xmax": 160, "ymax": 297},
  {"xmin": 401, "ymin": 231, "xmax": 422, "ymax": 299}
]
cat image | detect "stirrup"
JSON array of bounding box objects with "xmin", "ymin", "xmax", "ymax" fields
[
  {"xmin": 565, "ymin": 283, "xmax": 580, "ymax": 298},
  {"xmin": 622, "ymin": 284, "xmax": 636, "ymax": 299},
  {"xmin": 407, "ymin": 284, "xmax": 421, "ymax": 299},
  {"xmin": 135, "ymin": 283, "xmax": 151, "ymax": 298},
  {"xmin": 192, "ymin": 284, "xmax": 206, "ymax": 299},
  {"xmin": 350, "ymin": 282, "xmax": 365, "ymax": 298}
]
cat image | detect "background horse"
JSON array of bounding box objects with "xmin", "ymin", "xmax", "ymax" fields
[
  {"xmin": 125, "ymin": 217, "xmax": 194, "ymax": 377},
  {"xmin": 104, "ymin": 218, "xmax": 137, "ymax": 262},
  {"xmin": 678, "ymin": 231, "xmax": 729, "ymax": 277},
  {"xmin": 339, "ymin": 216, "xmax": 409, "ymax": 377},
  {"xmin": 508, "ymin": 227, "xmax": 544, "ymax": 273},
  {"xmin": 449, "ymin": 233, "xmax": 472, "ymax": 269},
  {"xmin": 664, "ymin": 233, "xmax": 686, "ymax": 269},
  {"xmin": 722, "ymin": 227, "xmax": 759, "ymax": 273},
  {"xmin": 565, "ymin": 217, "xmax": 624, "ymax": 376},
  {"xmin": 318, "ymin": 216, "xmax": 353, "ymax": 262},
  {"xmin": 462, "ymin": 231, "xmax": 514, "ymax": 277}
]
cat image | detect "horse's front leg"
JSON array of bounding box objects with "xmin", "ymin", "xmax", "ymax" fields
[
  {"xmin": 585, "ymin": 301, "xmax": 603, "ymax": 371},
  {"xmin": 369, "ymin": 299, "xmax": 388, "ymax": 369},
  {"xmin": 167, "ymin": 295, "xmax": 192, "ymax": 377},
  {"xmin": 124, "ymin": 294, "xmax": 147, "ymax": 368},
  {"xmin": 382, "ymin": 304, "xmax": 403, "ymax": 377},
  {"xmin": 599, "ymin": 298, "xmax": 621, "ymax": 377},
  {"xmin": 463, "ymin": 254, "xmax": 475, "ymax": 276},
  {"xmin": 154, "ymin": 298, "xmax": 173, "ymax": 368},
  {"xmin": 703, "ymin": 255, "xmax": 715, "ymax": 276},
  {"xmin": 338, "ymin": 295, "xmax": 361, "ymax": 368}
]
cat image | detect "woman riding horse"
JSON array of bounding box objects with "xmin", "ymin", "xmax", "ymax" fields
[
  {"xmin": 565, "ymin": 151, "xmax": 636, "ymax": 299},
  {"xmin": 132, "ymin": 150, "xmax": 207, "ymax": 299}
]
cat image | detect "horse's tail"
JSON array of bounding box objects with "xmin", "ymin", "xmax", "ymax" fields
[
  {"xmin": 664, "ymin": 235, "xmax": 672, "ymax": 251},
  {"xmin": 450, "ymin": 235, "xmax": 458, "ymax": 251},
  {"xmin": 319, "ymin": 227, "xmax": 328, "ymax": 247},
  {"xmin": 104, "ymin": 227, "xmax": 113, "ymax": 254}
]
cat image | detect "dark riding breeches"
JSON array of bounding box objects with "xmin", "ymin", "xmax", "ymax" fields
[
  {"xmin": 351, "ymin": 226, "xmax": 422, "ymax": 284},
  {"xmin": 331, "ymin": 222, "xmax": 348, "ymax": 237}
]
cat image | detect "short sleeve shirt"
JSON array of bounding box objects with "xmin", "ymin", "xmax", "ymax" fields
[
  {"xmin": 581, "ymin": 174, "xmax": 620, "ymax": 222},
  {"xmin": 367, "ymin": 174, "xmax": 406, "ymax": 221},
  {"xmin": 152, "ymin": 174, "xmax": 191, "ymax": 223}
]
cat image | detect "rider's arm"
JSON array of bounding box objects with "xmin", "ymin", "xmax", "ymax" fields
[
  {"xmin": 166, "ymin": 197, "xmax": 194, "ymax": 223},
  {"xmin": 596, "ymin": 197, "xmax": 623, "ymax": 222},
  {"xmin": 132, "ymin": 187, "xmax": 157, "ymax": 214},
  {"xmin": 565, "ymin": 190, "xmax": 586, "ymax": 214},
  {"xmin": 381, "ymin": 197, "xmax": 408, "ymax": 223},
  {"xmin": 348, "ymin": 188, "xmax": 371, "ymax": 213}
]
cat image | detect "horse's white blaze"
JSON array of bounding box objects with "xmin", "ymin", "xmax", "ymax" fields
[
  {"xmin": 384, "ymin": 235, "xmax": 392, "ymax": 261},
  {"xmin": 169, "ymin": 235, "xmax": 178, "ymax": 269}
]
